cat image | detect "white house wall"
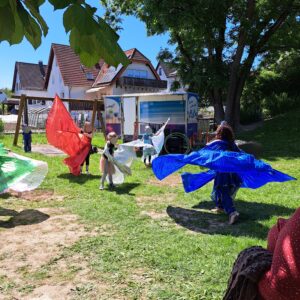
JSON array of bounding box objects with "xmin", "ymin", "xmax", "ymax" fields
[
  {"xmin": 70, "ymin": 86, "xmax": 89, "ymax": 99},
  {"xmin": 14, "ymin": 89, "xmax": 48, "ymax": 97},
  {"xmin": 47, "ymin": 55, "xmax": 70, "ymax": 99}
]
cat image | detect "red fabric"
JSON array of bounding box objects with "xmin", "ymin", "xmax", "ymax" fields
[
  {"xmin": 258, "ymin": 208, "xmax": 300, "ymax": 300},
  {"xmin": 267, "ymin": 218, "xmax": 288, "ymax": 253},
  {"xmin": 46, "ymin": 95, "xmax": 90, "ymax": 175}
]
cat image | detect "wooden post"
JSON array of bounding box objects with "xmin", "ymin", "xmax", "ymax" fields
[
  {"xmin": 23, "ymin": 97, "xmax": 29, "ymax": 125},
  {"xmin": 13, "ymin": 94, "xmax": 26, "ymax": 146},
  {"xmin": 98, "ymin": 109, "xmax": 106, "ymax": 139},
  {"xmin": 91, "ymin": 99, "xmax": 97, "ymax": 130}
]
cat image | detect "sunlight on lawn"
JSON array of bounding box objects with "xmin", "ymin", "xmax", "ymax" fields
[{"xmin": 0, "ymin": 110, "xmax": 299, "ymax": 299}]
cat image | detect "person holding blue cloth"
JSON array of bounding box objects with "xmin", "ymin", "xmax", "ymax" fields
[
  {"xmin": 152, "ymin": 121, "xmax": 295, "ymax": 225},
  {"xmin": 208, "ymin": 122, "xmax": 242, "ymax": 224}
]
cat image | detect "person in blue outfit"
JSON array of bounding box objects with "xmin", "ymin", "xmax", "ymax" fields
[
  {"xmin": 142, "ymin": 126, "xmax": 156, "ymax": 166},
  {"xmin": 208, "ymin": 122, "xmax": 241, "ymax": 224},
  {"xmin": 22, "ymin": 123, "xmax": 32, "ymax": 153},
  {"xmin": 152, "ymin": 121, "xmax": 296, "ymax": 225}
]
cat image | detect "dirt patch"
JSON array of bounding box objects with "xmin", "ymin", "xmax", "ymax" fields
[
  {"xmin": 148, "ymin": 174, "xmax": 182, "ymax": 187},
  {"xmin": 0, "ymin": 207, "xmax": 104, "ymax": 299},
  {"xmin": 32, "ymin": 145, "xmax": 65, "ymax": 156},
  {"xmin": 8, "ymin": 189, "xmax": 64, "ymax": 202},
  {"xmin": 140, "ymin": 210, "xmax": 167, "ymax": 220},
  {"xmin": 136, "ymin": 193, "xmax": 176, "ymax": 208}
]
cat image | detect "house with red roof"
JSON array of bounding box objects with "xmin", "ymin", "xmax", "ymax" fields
[
  {"xmin": 44, "ymin": 43, "xmax": 101, "ymax": 99},
  {"xmin": 12, "ymin": 44, "xmax": 167, "ymax": 105},
  {"xmin": 86, "ymin": 48, "xmax": 167, "ymax": 99}
]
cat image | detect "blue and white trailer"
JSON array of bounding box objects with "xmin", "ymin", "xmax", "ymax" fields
[{"xmin": 104, "ymin": 92, "xmax": 199, "ymax": 142}]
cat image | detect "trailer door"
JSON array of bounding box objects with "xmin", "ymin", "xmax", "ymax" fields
[{"xmin": 123, "ymin": 97, "xmax": 136, "ymax": 136}]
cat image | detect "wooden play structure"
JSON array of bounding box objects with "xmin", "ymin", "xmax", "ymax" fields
[{"xmin": 12, "ymin": 94, "xmax": 105, "ymax": 146}]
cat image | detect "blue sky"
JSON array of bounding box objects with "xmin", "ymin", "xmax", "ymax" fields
[{"xmin": 0, "ymin": 1, "xmax": 172, "ymax": 89}]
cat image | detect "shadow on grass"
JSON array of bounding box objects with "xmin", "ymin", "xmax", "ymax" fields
[
  {"xmin": 167, "ymin": 199, "xmax": 294, "ymax": 239},
  {"xmin": 57, "ymin": 173, "xmax": 100, "ymax": 183},
  {"xmin": 107, "ymin": 182, "xmax": 140, "ymax": 196},
  {"xmin": 0, "ymin": 207, "xmax": 49, "ymax": 228}
]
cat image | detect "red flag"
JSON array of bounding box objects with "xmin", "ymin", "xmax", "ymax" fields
[{"xmin": 46, "ymin": 95, "xmax": 90, "ymax": 175}]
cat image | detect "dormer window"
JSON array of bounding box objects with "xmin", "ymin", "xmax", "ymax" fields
[
  {"xmin": 125, "ymin": 69, "xmax": 148, "ymax": 79},
  {"xmin": 86, "ymin": 72, "xmax": 94, "ymax": 80}
]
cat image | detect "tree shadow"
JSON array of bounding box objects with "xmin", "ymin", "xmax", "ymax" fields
[
  {"xmin": 167, "ymin": 199, "xmax": 295, "ymax": 239},
  {"xmin": 106, "ymin": 182, "xmax": 140, "ymax": 196},
  {"xmin": 57, "ymin": 173, "xmax": 100, "ymax": 184},
  {"xmin": 0, "ymin": 207, "xmax": 49, "ymax": 228}
]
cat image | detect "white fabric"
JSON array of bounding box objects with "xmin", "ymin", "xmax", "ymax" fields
[
  {"xmin": 108, "ymin": 119, "xmax": 170, "ymax": 184},
  {"xmin": 8, "ymin": 153, "xmax": 48, "ymax": 192}
]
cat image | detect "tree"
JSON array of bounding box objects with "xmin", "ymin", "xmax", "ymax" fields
[
  {"xmin": 0, "ymin": 0, "xmax": 129, "ymax": 67},
  {"xmin": 101, "ymin": 0, "xmax": 300, "ymax": 128},
  {"xmin": 1, "ymin": 88, "xmax": 12, "ymax": 98}
]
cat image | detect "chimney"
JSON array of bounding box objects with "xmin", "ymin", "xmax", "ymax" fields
[{"xmin": 38, "ymin": 60, "xmax": 45, "ymax": 78}]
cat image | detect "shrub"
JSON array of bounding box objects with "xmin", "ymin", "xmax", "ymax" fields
[
  {"xmin": 0, "ymin": 119, "xmax": 4, "ymax": 134},
  {"xmin": 240, "ymin": 91, "xmax": 263, "ymax": 125},
  {"xmin": 263, "ymin": 92, "xmax": 299, "ymax": 117},
  {"xmin": 240, "ymin": 105, "xmax": 262, "ymax": 124}
]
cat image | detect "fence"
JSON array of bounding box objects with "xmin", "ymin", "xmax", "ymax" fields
[{"xmin": 12, "ymin": 94, "xmax": 105, "ymax": 146}]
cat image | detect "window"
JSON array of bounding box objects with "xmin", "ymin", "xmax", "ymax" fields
[
  {"xmin": 125, "ymin": 69, "xmax": 148, "ymax": 79},
  {"xmin": 158, "ymin": 67, "xmax": 162, "ymax": 76},
  {"xmin": 31, "ymin": 100, "xmax": 44, "ymax": 105}
]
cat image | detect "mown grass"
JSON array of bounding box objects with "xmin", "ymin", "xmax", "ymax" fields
[{"xmin": 0, "ymin": 109, "xmax": 299, "ymax": 299}]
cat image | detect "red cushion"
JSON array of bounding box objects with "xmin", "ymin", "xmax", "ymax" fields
[{"xmin": 258, "ymin": 208, "xmax": 300, "ymax": 300}]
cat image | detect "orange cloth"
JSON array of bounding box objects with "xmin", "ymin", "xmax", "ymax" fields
[{"xmin": 46, "ymin": 95, "xmax": 90, "ymax": 176}]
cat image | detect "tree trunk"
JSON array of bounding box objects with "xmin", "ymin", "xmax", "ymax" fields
[{"xmin": 212, "ymin": 89, "xmax": 224, "ymax": 124}]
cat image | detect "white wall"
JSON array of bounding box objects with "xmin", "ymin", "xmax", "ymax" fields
[
  {"xmin": 157, "ymin": 65, "xmax": 168, "ymax": 81},
  {"xmin": 70, "ymin": 86, "xmax": 89, "ymax": 99},
  {"xmin": 47, "ymin": 55, "xmax": 70, "ymax": 99},
  {"xmin": 14, "ymin": 89, "xmax": 48, "ymax": 97}
]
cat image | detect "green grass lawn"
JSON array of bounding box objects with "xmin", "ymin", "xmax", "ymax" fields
[{"xmin": 0, "ymin": 110, "xmax": 299, "ymax": 299}]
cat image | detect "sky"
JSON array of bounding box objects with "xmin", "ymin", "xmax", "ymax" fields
[{"xmin": 0, "ymin": 1, "xmax": 172, "ymax": 89}]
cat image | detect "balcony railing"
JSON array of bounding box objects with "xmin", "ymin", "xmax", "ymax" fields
[{"xmin": 117, "ymin": 76, "xmax": 167, "ymax": 89}]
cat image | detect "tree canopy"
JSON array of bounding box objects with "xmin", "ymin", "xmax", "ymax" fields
[
  {"xmin": 102, "ymin": 0, "xmax": 300, "ymax": 127},
  {"xmin": 0, "ymin": 0, "xmax": 129, "ymax": 67}
]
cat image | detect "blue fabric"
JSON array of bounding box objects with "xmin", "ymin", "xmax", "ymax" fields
[
  {"xmin": 211, "ymin": 184, "xmax": 239, "ymax": 215},
  {"xmin": 152, "ymin": 140, "xmax": 296, "ymax": 192}
]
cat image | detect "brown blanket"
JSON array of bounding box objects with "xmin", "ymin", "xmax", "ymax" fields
[{"xmin": 223, "ymin": 246, "xmax": 272, "ymax": 300}]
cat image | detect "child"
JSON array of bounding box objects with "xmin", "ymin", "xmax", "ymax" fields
[
  {"xmin": 22, "ymin": 124, "xmax": 32, "ymax": 152},
  {"xmin": 80, "ymin": 121, "xmax": 93, "ymax": 175},
  {"xmin": 142, "ymin": 125, "xmax": 156, "ymax": 166},
  {"xmin": 99, "ymin": 131, "xmax": 118, "ymax": 190},
  {"xmin": 209, "ymin": 122, "xmax": 242, "ymax": 224}
]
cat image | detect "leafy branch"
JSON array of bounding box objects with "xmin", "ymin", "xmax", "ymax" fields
[{"xmin": 0, "ymin": 0, "xmax": 129, "ymax": 67}]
